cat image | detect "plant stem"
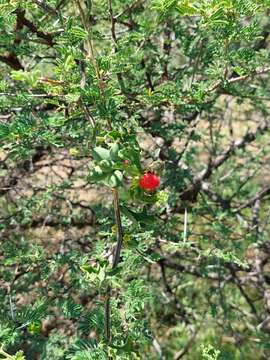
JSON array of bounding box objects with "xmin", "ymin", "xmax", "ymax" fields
[
  {"xmin": 112, "ymin": 188, "xmax": 124, "ymax": 269},
  {"xmin": 75, "ymin": 0, "xmax": 112, "ymax": 130},
  {"xmin": 104, "ymin": 188, "xmax": 124, "ymax": 344},
  {"xmin": 104, "ymin": 286, "xmax": 111, "ymax": 342}
]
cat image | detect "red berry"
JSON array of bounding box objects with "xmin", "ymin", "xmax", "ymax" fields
[
  {"xmin": 123, "ymin": 159, "xmax": 129, "ymax": 166},
  {"xmin": 139, "ymin": 172, "xmax": 160, "ymax": 191}
]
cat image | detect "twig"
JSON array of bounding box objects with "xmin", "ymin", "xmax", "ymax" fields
[
  {"xmin": 207, "ymin": 66, "xmax": 270, "ymax": 93},
  {"xmin": 0, "ymin": 93, "xmax": 63, "ymax": 98},
  {"xmin": 104, "ymin": 288, "xmax": 111, "ymax": 342},
  {"xmin": 183, "ymin": 208, "xmax": 188, "ymax": 242},
  {"xmin": 107, "ymin": 0, "xmax": 127, "ymax": 95},
  {"xmin": 235, "ymin": 186, "xmax": 270, "ymax": 212},
  {"xmin": 115, "ymin": 0, "xmax": 143, "ymax": 19},
  {"xmin": 75, "ymin": 0, "xmax": 102, "ymax": 82},
  {"xmin": 15, "ymin": 9, "xmax": 55, "ymax": 46},
  {"xmin": 179, "ymin": 121, "xmax": 270, "ymax": 204},
  {"xmin": 32, "ymin": 0, "xmax": 59, "ymax": 16},
  {"xmin": 153, "ymin": 338, "xmax": 166, "ymax": 359},
  {"xmin": 112, "ymin": 188, "xmax": 124, "ymax": 269},
  {"xmin": 104, "ymin": 188, "xmax": 124, "ymax": 344},
  {"xmin": 173, "ymin": 328, "xmax": 200, "ymax": 360},
  {"xmin": 76, "ymin": 0, "xmax": 111, "ymax": 128},
  {"xmin": 230, "ymin": 267, "xmax": 260, "ymax": 321}
]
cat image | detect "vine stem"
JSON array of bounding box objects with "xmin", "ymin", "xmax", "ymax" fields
[
  {"xmin": 104, "ymin": 287, "xmax": 111, "ymax": 342},
  {"xmin": 105, "ymin": 188, "xmax": 124, "ymax": 343},
  {"xmin": 112, "ymin": 188, "xmax": 124, "ymax": 269}
]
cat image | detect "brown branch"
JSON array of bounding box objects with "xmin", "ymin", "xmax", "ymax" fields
[
  {"xmin": 207, "ymin": 66, "xmax": 270, "ymax": 94},
  {"xmin": 0, "ymin": 8, "xmax": 56, "ymax": 69},
  {"xmin": 141, "ymin": 58, "xmax": 154, "ymax": 91},
  {"xmin": 32, "ymin": 0, "xmax": 59, "ymax": 16},
  {"xmin": 112, "ymin": 188, "xmax": 124, "ymax": 269},
  {"xmin": 15, "ymin": 9, "xmax": 55, "ymax": 46},
  {"xmin": 173, "ymin": 329, "xmax": 200, "ymax": 360},
  {"xmin": 161, "ymin": 25, "xmax": 172, "ymax": 82},
  {"xmin": 104, "ymin": 189, "xmax": 124, "ymax": 344},
  {"xmin": 235, "ymin": 186, "xmax": 270, "ymax": 212},
  {"xmin": 159, "ymin": 259, "xmax": 173, "ymax": 294},
  {"xmin": 104, "ymin": 287, "xmax": 111, "ymax": 342},
  {"xmin": 108, "ymin": 0, "xmax": 117, "ymax": 44},
  {"xmin": 0, "ymin": 54, "xmax": 24, "ymax": 70},
  {"xmin": 229, "ymin": 266, "xmax": 260, "ymax": 321},
  {"xmin": 108, "ymin": 0, "xmax": 127, "ymax": 95},
  {"xmin": 115, "ymin": 0, "xmax": 144, "ymax": 19},
  {"xmin": 160, "ymin": 258, "xmax": 208, "ymax": 279},
  {"xmin": 179, "ymin": 122, "xmax": 270, "ymax": 203}
]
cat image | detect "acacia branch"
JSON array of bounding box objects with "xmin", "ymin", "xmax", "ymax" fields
[
  {"xmin": 104, "ymin": 188, "xmax": 124, "ymax": 344},
  {"xmin": 115, "ymin": 0, "xmax": 143, "ymax": 19},
  {"xmin": 180, "ymin": 122, "xmax": 270, "ymax": 203},
  {"xmin": 235, "ymin": 186, "xmax": 270, "ymax": 212},
  {"xmin": 15, "ymin": 9, "xmax": 55, "ymax": 46},
  {"xmin": 207, "ymin": 66, "xmax": 270, "ymax": 93},
  {"xmin": 112, "ymin": 188, "xmax": 124, "ymax": 269},
  {"xmin": 0, "ymin": 8, "xmax": 56, "ymax": 69},
  {"xmin": 0, "ymin": 54, "xmax": 24, "ymax": 70},
  {"xmin": 108, "ymin": 0, "xmax": 127, "ymax": 95},
  {"xmin": 32, "ymin": 0, "xmax": 59, "ymax": 15}
]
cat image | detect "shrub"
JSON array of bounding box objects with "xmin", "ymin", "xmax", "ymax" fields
[{"xmin": 0, "ymin": 0, "xmax": 270, "ymax": 359}]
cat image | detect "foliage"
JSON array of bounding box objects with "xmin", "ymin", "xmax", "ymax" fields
[{"xmin": 0, "ymin": 0, "xmax": 270, "ymax": 359}]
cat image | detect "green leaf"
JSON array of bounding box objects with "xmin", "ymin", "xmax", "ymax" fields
[
  {"xmin": 11, "ymin": 70, "xmax": 41, "ymax": 87},
  {"xmin": 68, "ymin": 26, "xmax": 88, "ymax": 41},
  {"xmin": 104, "ymin": 173, "xmax": 118, "ymax": 188},
  {"xmin": 92, "ymin": 147, "xmax": 111, "ymax": 161},
  {"xmin": 114, "ymin": 170, "xmax": 123, "ymax": 183},
  {"xmin": 27, "ymin": 321, "xmax": 42, "ymax": 334},
  {"xmin": 17, "ymin": 300, "xmax": 48, "ymax": 325},
  {"xmin": 80, "ymin": 264, "xmax": 98, "ymax": 274},
  {"xmin": 121, "ymin": 206, "xmax": 156, "ymax": 225},
  {"xmin": 45, "ymin": 115, "xmax": 67, "ymax": 127},
  {"xmin": 109, "ymin": 143, "xmax": 120, "ymax": 161},
  {"xmin": 99, "ymin": 159, "xmax": 113, "ymax": 170},
  {"xmin": 79, "ymin": 312, "xmax": 104, "ymax": 334},
  {"xmin": 61, "ymin": 299, "xmax": 83, "ymax": 319},
  {"xmin": 88, "ymin": 166, "xmax": 108, "ymax": 182},
  {"xmin": 177, "ymin": 1, "xmax": 198, "ymax": 15}
]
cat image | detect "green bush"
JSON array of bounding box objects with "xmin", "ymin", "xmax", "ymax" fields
[{"xmin": 0, "ymin": 0, "xmax": 270, "ymax": 359}]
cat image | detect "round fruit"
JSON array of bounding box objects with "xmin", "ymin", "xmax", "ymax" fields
[{"xmin": 139, "ymin": 172, "xmax": 160, "ymax": 191}]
